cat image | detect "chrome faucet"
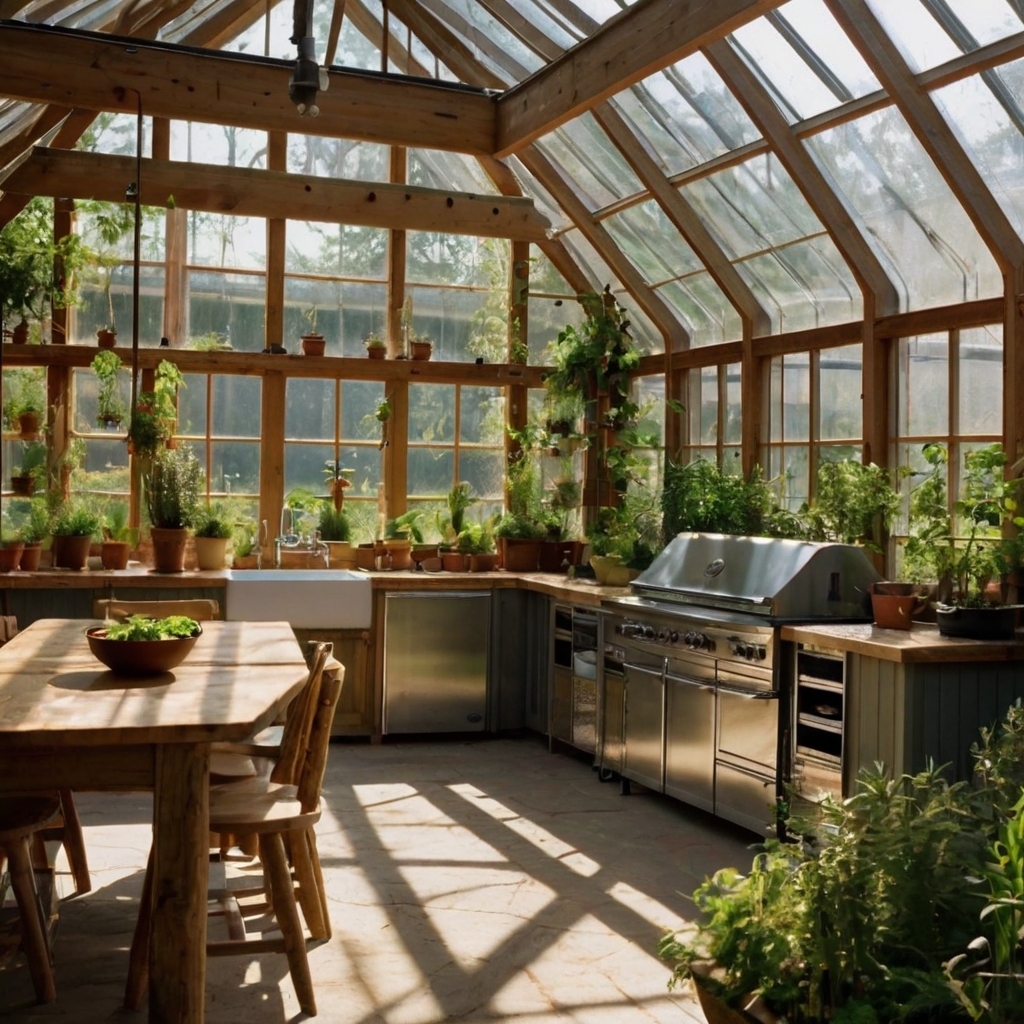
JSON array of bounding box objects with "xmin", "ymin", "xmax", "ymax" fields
[{"xmin": 274, "ymin": 506, "xmax": 330, "ymax": 568}]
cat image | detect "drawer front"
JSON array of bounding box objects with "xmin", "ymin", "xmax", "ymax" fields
[{"xmin": 715, "ymin": 761, "xmax": 777, "ymax": 835}]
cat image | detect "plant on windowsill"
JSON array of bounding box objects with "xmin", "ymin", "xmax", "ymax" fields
[
  {"xmin": 10, "ymin": 439, "xmax": 46, "ymax": 497},
  {"xmin": 494, "ymin": 445, "xmax": 548, "ymax": 572},
  {"xmin": 456, "ymin": 521, "xmax": 498, "ymax": 572},
  {"xmin": 364, "ymin": 332, "xmax": 386, "ymax": 359},
  {"xmin": 409, "ymin": 333, "xmax": 433, "ymax": 361},
  {"xmin": 16, "ymin": 497, "xmax": 50, "ymax": 570},
  {"xmin": 50, "ymin": 501, "xmax": 101, "ymax": 571},
  {"xmin": 3, "ymin": 367, "xmax": 47, "ymax": 439},
  {"xmin": 382, "ymin": 510, "xmax": 424, "ymax": 571},
  {"xmin": 231, "ymin": 527, "xmax": 259, "ymax": 569},
  {"xmin": 192, "ymin": 504, "xmax": 233, "ymax": 570},
  {"xmin": 145, "ymin": 443, "xmax": 202, "ymax": 573},
  {"xmin": 300, "ymin": 305, "xmax": 325, "ymax": 356},
  {"xmin": 100, "ymin": 501, "xmax": 138, "ymax": 570},
  {"xmin": 801, "ymin": 459, "xmax": 901, "ymax": 555},
  {"xmin": 91, "ymin": 349, "xmax": 126, "ymax": 429}
]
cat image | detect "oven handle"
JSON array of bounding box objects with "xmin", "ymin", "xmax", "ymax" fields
[
  {"xmin": 665, "ymin": 672, "xmax": 714, "ymax": 693},
  {"xmin": 717, "ymin": 683, "xmax": 779, "ymax": 700},
  {"xmin": 623, "ymin": 661, "xmax": 664, "ymax": 681}
]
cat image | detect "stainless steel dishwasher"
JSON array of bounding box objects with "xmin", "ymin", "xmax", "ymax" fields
[{"xmin": 383, "ymin": 592, "xmax": 491, "ymax": 734}]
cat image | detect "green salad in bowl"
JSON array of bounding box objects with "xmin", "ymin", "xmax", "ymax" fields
[{"xmin": 87, "ymin": 615, "xmax": 203, "ymax": 674}]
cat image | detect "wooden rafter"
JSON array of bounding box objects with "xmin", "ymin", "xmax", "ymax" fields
[
  {"xmin": 3, "ymin": 147, "xmax": 550, "ymax": 240},
  {"xmin": 592, "ymin": 102, "xmax": 770, "ymax": 337},
  {"xmin": 0, "ymin": 23, "xmax": 497, "ymax": 155},
  {"xmin": 495, "ymin": 0, "xmax": 784, "ymax": 156},
  {"xmin": 345, "ymin": 0, "xmax": 431, "ymax": 76},
  {"xmin": 704, "ymin": 40, "xmax": 899, "ymax": 316},
  {"xmin": 325, "ymin": 0, "xmax": 348, "ymax": 66},
  {"xmin": 521, "ymin": 144, "xmax": 689, "ymax": 352}
]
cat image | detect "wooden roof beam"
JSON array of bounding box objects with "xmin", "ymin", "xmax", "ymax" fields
[
  {"xmin": 705, "ymin": 40, "xmax": 899, "ymax": 316},
  {"xmin": 3, "ymin": 146, "xmax": 550, "ymax": 240},
  {"xmin": 0, "ymin": 22, "xmax": 498, "ymax": 155},
  {"xmin": 495, "ymin": 0, "xmax": 784, "ymax": 156}
]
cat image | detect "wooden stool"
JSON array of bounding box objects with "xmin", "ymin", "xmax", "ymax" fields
[{"xmin": 0, "ymin": 795, "xmax": 62, "ymax": 1003}]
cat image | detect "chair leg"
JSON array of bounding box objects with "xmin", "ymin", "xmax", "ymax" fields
[
  {"xmin": 306, "ymin": 829, "xmax": 332, "ymax": 942},
  {"xmin": 57, "ymin": 791, "xmax": 91, "ymax": 896},
  {"xmin": 7, "ymin": 836, "xmax": 56, "ymax": 1004},
  {"xmin": 124, "ymin": 847, "xmax": 154, "ymax": 1011},
  {"xmin": 290, "ymin": 828, "xmax": 327, "ymax": 941},
  {"xmin": 260, "ymin": 833, "xmax": 316, "ymax": 1016}
]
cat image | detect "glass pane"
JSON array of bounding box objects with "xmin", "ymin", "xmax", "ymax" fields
[
  {"xmin": 409, "ymin": 149, "xmax": 498, "ymax": 193},
  {"xmin": 690, "ymin": 366, "xmax": 718, "ymax": 446},
  {"xmin": 769, "ymin": 356, "xmax": 783, "ymax": 443},
  {"xmin": 459, "ymin": 387, "xmax": 505, "ymax": 445},
  {"xmin": 407, "ymin": 233, "xmax": 506, "ymax": 289},
  {"xmin": 286, "ymin": 379, "xmax": 335, "ymax": 441},
  {"xmin": 178, "ymin": 374, "xmax": 207, "ymax": 437},
  {"xmin": 862, "ymin": 0, "xmax": 960, "ymax": 72},
  {"xmin": 342, "ymin": 381, "xmax": 386, "ymax": 441},
  {"xmin": 459, "ymin": 449, "xmax": 505, "ymax": 500},
  {"xmin": 725, "ymin": 363, "xmax": 742, "ymax": 446},
  {"xmin": 782, "ymin": 354, "xmax": 810, "ymax": 442},
  {"xmin": 940, "ymin": 0, "xmax": 1024, "ymax": 48},
  {"xmin": 807, "ymin": 106, "xmax": 1002, "ymax": 310},
  {"xmin": 338, "ymin": 444, "xmax": 383, "ymax": 502},
  {"xmin": 210, "ymin": 441, "xmax": 260, "ymax": 495},
  {"xmin": 407, "ymin": 446, "xmax": 455, "ymax": 496},
  {"xmin": 213, "ymin": 376, "xmax": 261, "ymax": 437},
  {"xmin": 604, "ymin": 200, "xmax": 704, "ymax": 282},
  {"xmin": 74, "ymin": 266, "xmax": 165, "ymax": 347},
  {"xmin": 656, "ymin": 275, "xmax": 743, "ymax": 347},
  {"xmin": 187, "ymin": 213, "xmax": 265, "ymax": 270},
  {"xmin": 634, "ymin": 375, "xmax": 665, "ymax": 448},
  {"xmin": 286, "ymin": 134, "xmax": 388, "ymax": 181},
  {"xmin": 820, "ymin": 344, "xmax": 863, "ymax": 441},
  {"xmin": 283, "ymin": 278, "xmax": 387, "ymax": 356},
  {"xmin": 536, "ymin": 112, "xmax": 643, "ymax": 211},
  {"xmin": 408, "ymin": 285, "xmax": 493, "ymax": 363},
  {"xmin": 409, "ymin": 384, "xmax": 456, "ymax": 444},
  {"xmin": 898, "ymin": 333, "xmax": 948, "ymax": 437},
  {"xmin": 71, "ymin": 437, "xmax": 131, "ymax": 497},
  {"xmin": 286, "ymin": 221, "xmax": 388, "ymax": 280},
  {"xmin": 187, "ymin": 271, "xmax": 267, "ymax": 352},
  {"xmin": 74, "ymin": 366, "xmax": 128, "ymax": 434},
  {"xmin": 529, "ymin": 295, "xmax": 583, "ymax": 365},
  {"xmin": 782, "ymin": 446, "xmax": 810, "ymax": 510},
  {"xmin": 285, "ymin": 443, "xmax": 334, "ymax": 497},
  {"xmin": 959, "ymin": 325, "xmax": 1003, "ymax": 436},
  {"xmin": 610, "ymin": 52, "xmax": 760, "ymax": 176},
  {"xmin": 170, "ymin": 121, "xmax": 266, "ymax": 169}
]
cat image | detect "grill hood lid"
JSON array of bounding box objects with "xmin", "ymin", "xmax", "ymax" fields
[{"xmin": 631, "ymin": 533, "xmax": 880, "ymax": 620}]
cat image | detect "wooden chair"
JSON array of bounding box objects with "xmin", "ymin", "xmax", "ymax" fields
[
  {"xmin": 0, "ymin": 795, "xmax": 62, "ymax": 1003},
  {"xmin": 125, "ymin": 664, "xmax": 344, "ymax": 1016},
  {"xmin": 92, "ymin": 598, "xmax": 221, "ymax": 621}
]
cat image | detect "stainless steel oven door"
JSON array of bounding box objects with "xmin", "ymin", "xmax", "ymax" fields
[
  {"xmin": 664, "ymin": 654, "xmax": 715, "ymax": 813},
  {"xmin": 621, "ymin": 647, "xmax": 666, "ymax": 793}
]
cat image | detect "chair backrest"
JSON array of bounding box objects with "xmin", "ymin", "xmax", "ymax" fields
[
  {"xmin": 0, "ymin": 616, "xmax": 18, "ymax": 647},
  {"xmin": 93, "ymin": 598, "xmax": 221, "ymax": 621},
  {"xmin": 271, "ymin": 641, "xmax": 331, "ymax": 786},
  {"xmin": 296, "ymin": 664, "xmax": 344, "ymax": 814}
]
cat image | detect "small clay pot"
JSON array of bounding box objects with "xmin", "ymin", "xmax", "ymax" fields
[
  {"xmin": 410, "ymin": 340, "xmax": 432, "ymax": 361},
  {"xmin": 52, "ymin": 534, "xmax": 92, "ymax": 571},
  {"xmin": 150, "ymin": 526, "xmax": 189, "ymax": 573},
  {"xmin": 441, "ymin": 551, "xmax": 467, "ymax": 572},
  {"xmin": 19, "ymin": 543, "xmax": 42, "ymax": 572},
  {"xmin": 301, "ymin": 334, "xmax": 326, "ymax": 357},
  {"xmin": 469, "ymin": 553, "xmax": 498, "ymax": 572},
  {"xmin": 0, "ymin": 542, "xmax": 24, "ymax": 573},
  {"xmin": 17, "ymin": 411, "xmax": 41, "ymax": 439},
  {"xmin": 96, "ymin": 328, "xmax": 117, "ymax": 348},
  {"xmin": 10, "ymin": 474, "xmax": 34, "ymax": 497},
  {"xmin": 101, "ymin": 540, "xmax": 131, "ymax": 571},
  {"xmin": 11, "ymin": 319, "xmax": 29, "ymax": 344},
  {"xmin": 366, "ymin": 346, "xmax": 386, "ymax": 360}
]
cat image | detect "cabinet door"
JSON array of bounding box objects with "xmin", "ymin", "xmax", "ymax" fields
[
  {"xmin": 664, "ymin": 673, "xmax": 715, "ymax": 813},
  {"xmin": 292, "ymin": 627, "xmax": 373, "ymax": 736},
  {"xmin": 623, "ymin": 662, "xmax": 664, "ymax": 792}
]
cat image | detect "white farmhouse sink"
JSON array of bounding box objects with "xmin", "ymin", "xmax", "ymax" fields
[{"xmin": 225, "ymin": 569, "xmax": 373, "ymax": 629}]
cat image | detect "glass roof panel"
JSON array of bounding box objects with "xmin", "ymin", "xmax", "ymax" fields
[
  {"xmin": 735, "ymin": 237, "xmax": 862, "ymax": 334},
  {"xmin": 806, "ymin": 105, "xmax": 1002, "ymax": 309},
  {"xmin": 655, "ymin": 274, "xmax": 743, "ymax": 347},
  {"xmin": 529, "ymin": 246, "xmax": 575, "ymax": 295},
  {"xmin": 610, "ymin": 53, "xmax": 760, "ymax": 177},
  {"xmin": 679, "ymin": 153, "xmax": 822, "ymax": 261},
  {"xmin": 861, "ymin": 0, "xmax": 961, "ymax": 72},
  {"xmin": 729, "ymin": 0, "xmax": 880, "ymax": 122},
  {"xmin": 491, "ymin": 0, "xmax": 580, "ymax": 49},
  {"xmin": 505, "ymin": 156, "xmax": 573, "ymax": 233},
  {"xmin": 604, "ymin": 201, "xmax": 705, "ymax": 283},
  {"xmin": 940, "ymin": 0, "xmax": 1024, "ymax": 47},
  {"xmin": 536, "ymin": 113, "xmax": 643, "ymax": 211},
  {"xmin": 409, "ymin": 150, "xmax": 500, "ymax": 193},
  {"xmin": 287, "ymin": 134, "xmax": 388, "ymax": 182},
  {"xmin": 931, "ymin": 64, "xmax": 1024, "ymax": 241}
]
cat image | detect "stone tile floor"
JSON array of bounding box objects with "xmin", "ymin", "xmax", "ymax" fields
[{"xmin": 1, "ymin": 734, "xmax": 756, "ymax": 1022}]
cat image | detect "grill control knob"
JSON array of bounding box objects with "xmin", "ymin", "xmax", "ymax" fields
[
  {"xmin": 756, "ymin": 646, "xmax": 767, "ymax": 661},
  {"xmin": 669, "ymin": 631, "xmax": 679, "ymax": 644},
  {"xmin": 745, "ymin": 644, "xmax": 757, "ymax": 660},
  {"xmin": 683, "ymin": 631, "xmax": 697, "ymax": 647},
  {"xmin": 643, "ymin": 626, "xmax": 656, "ymax": 639},
  {"xmin": 657, "ymin": 629, "xmax": 667, "ymax": 642}
]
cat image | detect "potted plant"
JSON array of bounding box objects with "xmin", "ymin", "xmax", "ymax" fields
[
  {"xmin": 539, "ymin": 470, "xmax": 583, "ymax": 573},
  {"xmin": 323, "ymin": 459, "xmax": 352, "ymax": 512},
  {"xmin": 0, "ymin": 519, "xmax": 24, "ymax": 573},
  {"xmin": 300, "ymin": 305, "xmax": 325, "ymax": 357},
  {"xmin": 127, "ymin": 360, "xmax": 184, "ymax": 458},
  {"xmin": 3, "ymin": 367, "xmax": 47, "ymax": 439},
  {"xmin": 192, "ymin": 504, "xmax": 232, "ymax": 570},
  {"xmin": 17, "ymin": 498, "xmax": 49, "ymax": 570},
  {"xmin": 78, "ymin": 200, "xmax": 134, "ymax": 348},
  {"xmin": 365, "ymin": 332, "xmax": 386, "ymax": 359},
  {"xmin": 96, "ymin": 325, "xmax": 117, "ymax": 348},
  {"xmin": 50, "ymin": 501, "xmax": 101, "ymax": 571},
  {"xmin": 410, "ymin": 333, "xmax": 433, "ymax": 361},
  {"xmin": 100, "ymin": 501, "xmax": 138, "ymax": 570},
  {"xmin": 457, "ymin": 522, "xmax": 497, "ymax": 572},
  {"xmin": 231, "ymin": 527, "xmax": 259, "ymax": 569},
  {"xmin": 90, "ymin": 349, "xmax": 126, "ymax": 429},
  {"xmin": 383, "ymin": 510, "xmax": 423, "ymax": 570},
  {"xmin": 494, "ymin": 449, "xmax": 547, "ymax": 571},
  {"xmin": 317, "ymin": 503, "xmax": 355, "ymax": 569},
  {"xmin": 144, "ymin": 444, "xmax": 202, "ymax": 573},
  {"xmin": 10, "ymin": 439, "xmax": 46, "ymax": 496}
]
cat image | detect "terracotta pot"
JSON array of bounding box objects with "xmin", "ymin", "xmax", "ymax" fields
[
  {"xmin": 0, "ymin": 542, "xmax": 24, "ymax": 573},
  {"xmin": 366, "ymin": 346, "xmax": 386, "ymax": 360},
  {"xmin": 354, "ymin": 543, "xmax": 378, "ymax": 571},
  {"xmin": 10, "ymin": 474, "xmax": 35, "ymax": 497},
  {"xmin": 469, "ymin": 553, "xmax": 498, "ymax": 572},
  {"xmin": 325, "ymin": 540, "xmax": 357, "ymax": 570},
  {"xmin": 150, "ymin": 526, "xmax": 189, "ymax": 573},
  {"xmin": 301, "ymin": 334, "xmax": 326, "ymax": 357},
  {"xmin": 232, "ymin": 554, "xmax": 260, "ymax": 569},
  {"xmin": 411, "ymin": 543, "xmax": 439, "ymax": 569},
  {"xmin": 11, "ymin": 319, "xmax": 29, "ymax": 344},
  {"xmin": 689, "ymin": 965, "xmax": 772, "ymax": 1024},
  {"xmin": 52, "ymin": 533, "xmax": 92, "ymax": 571},
  {"xmin": 410, "ymin": 340, "xmax": 432, "ymax": 361},
  {"xmin": 96, "ymin": 328, "xmax": 117, "ymax": 348},
  {"xmin": 871, "ymin": 581, "xmax": 918, "ymax": 597},
  {"xmin": 500, "ymin": 538, "xmax": 541, "ymax": 572},
  {"xmin": 194, "ymin": 536, "xmax": 228, "ymax": 571},
  {"xmin": 17, "ymin": 411, "xmax": 41, "ymax": 439},
  {"xmin": 383, "ymin": 539, "xmax": 412, "ymax": 570},
  {"xmin": 441, "ymin": 551, "xmax": 468, "ymax": 572},
  {"xmin": 101, "ymin": 540, "xmax": 131, "ymax": 571},
  {"xmin": 870, "ymin": 584, "xmax": 925, "ymax": 630},
  {"xmin": 19, "ymin": 543, "xmax": 42, "ymax": 572}
]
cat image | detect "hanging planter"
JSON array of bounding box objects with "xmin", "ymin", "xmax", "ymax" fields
[
  {"xmin": 17, "ymin": 411, "xmax": 41, "ymax": 439},
  {"xmin": 96, "ymin": 327, "xmax": 117, "ymax": 348}
]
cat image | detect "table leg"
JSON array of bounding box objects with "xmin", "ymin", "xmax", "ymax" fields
[{"xmin": 150, "ymin": 743, "xmax": 210, "ymax": 1024}]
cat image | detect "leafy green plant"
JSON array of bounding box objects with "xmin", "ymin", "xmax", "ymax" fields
[
  {"xmin": 364, "ymin": 332, "xmax": 386, "ymax": 350},
  {"xmin": 457, "ymin": 521, "xmax": 495, "ymax": 555},
  {"xmin": 802, "ymin": 460, "xmax": 900, "ymax": 552},
  {"xmin": 144, "ymin": 444, "xmax": 202, "ymax": 530},
  {"xmin": 11, "ymin": 440, "xmax": 47, "ymax": 488},
  {"xmin": 495, "ymin": 448, "xmax": 547, "ymax": 541},
  {"xmin": 317, "ymin": 505, "xmax": 351, "ymax": 542},
  {"xmin": 50, "ymin": 502, "xmax": 101, "ymax": 538},
  {"xmin": 232, "ymin": 529, "xmax": 254, "ymax": 559},
  {"xmin": 17, "ymin": 498, "xmax": 50, "ymax": 544},
  {"xmin": 102, "ymin": 501, "xmax": 138, "ymax": 545},
  {"xmin": 103, "ymin": 614, "xmax": 200, "ymax": 641},
  {"xmin": 447, "ymin": 482, "xmax": 477, "ymax": 537},
  {"xmin": 192, "ymin": 504, "xmax": 233, "ymax": 539},
  {"xmin": 385, "ymin": 510, "xmax": 424, "ymax": 543},
  {"xmin": 3, "ymin": 367, "xmax": 47, "ymax": 424},
  {"xmin": 90, "ymin": 348, "xmax": 126, "ymax": 426}
]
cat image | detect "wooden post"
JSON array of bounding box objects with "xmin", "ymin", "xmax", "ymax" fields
[
  {"xmin": 259, "ymin": 371, "xmax": 286, "ymax": 558},
  {"xmin": 387, "ymin": 147, "xmax": 407, "ymax": 358},
  {"xmin": 265, "ymin": 131, "xmax": 287, "ymax": 351}
]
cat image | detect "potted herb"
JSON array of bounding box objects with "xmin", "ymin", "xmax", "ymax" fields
[
  {"xmin": 192, "ymin": 505, "xmax": 232, "ymax": 571},
  {"xmin": 365, "ymin": 332, "xmax": 386, "ymax": 359},
  {"xmin": 10, "ymin": 439, "xmax": 46, "ymax": 496},
  {"xmin": 100, "ymin": 501, "xmax": 138, "ymax": 570},
  {"xmin": 383, "ymin": 510, "xmax": 424, "ymax": 570},
  {"xmin": 409, "ymin": 334, "xmax": 433, "ymax": 361},
  {"xmin": 231, "ymin": 528, "xmax": 259, "ymax": 569},
  {"xmin": 300, "ymin": 305, "xmax": 325, "ymax": 357},
  {"xmin": 17, "ymin": 498, "xmax": 49, "ymax": 570},
  {"xmin": 494, "ymin": 449, "xmax": 547, "ymax": 571},
  {"xmin": 0, "ymin": 518, "xmax": 24, "ymax": 573},
  {"xmin": 90, "ymin": 349, "xmax": 126, "ymax": 429},
  {"xmin": 457, "ymin": 522, "xmax": 497, "ymax": 572},
  {"xmin": 144, "ymin": 444, "xmax": 202, "ymax": 573},
  {"xmin": 317, "ymin": 503, "xmax": 355, "ymax": 569},
  {"xmin": 51, "ymin": 501, "xmax": 101, "ymax": 571},
  {"xmin": 3, "ymin": 367, "xmax": 47, "ymax": 439}
]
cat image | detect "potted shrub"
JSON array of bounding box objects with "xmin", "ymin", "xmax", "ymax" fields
[
  {"xmin": 300, "ymin": 305, "xmax": 325, "ymax": 357},
  {"xmin": 231, "ymin": 528, "xmax": 259, "ymax": 569},
  {"xmin": 3, "ymin": 367, "xmax": 47, "ymax": 439},
  {"xmin": 494, "ymin": 449, "xmax": 548, "ymax": 572},
  {"xmin": 17, "ymin": 498, "xmax": 49, "ymax": 570},
  {"xmin": 192, "ymin": 505, "xmax": 232, "ymax": 570},
  {"xmin": 51, "ymin": 501, "xmax": 101, "ymax": 571},
  {"xmin": 457, "ymin": 522, "xmax": 497, "ymax": 572},
  {"xmin": 100, "ymin": 501, "xmax": 138, "ymax": 570},
  {"xmin": 144, "ymin": 444, "xmax": 202, "ymax": 573},
  {"xmin": 317, "ymin": 503, "xmax": 355, "ymax": 569},
  {"xmin": 91, "ymin": 349, "xmax": 126, "ymax": 429},
  {"xmin": 364, "ymin": 332, "xmax": 386, "ymax": 359},
  {"xmin": 10, "ymin": 439, "xmax": 46, "ymax": 496}
]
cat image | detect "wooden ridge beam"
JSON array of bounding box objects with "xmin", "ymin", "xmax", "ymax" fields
[
  {"xmin": 495, "ymin": 0, "xmax": 783, "ymax": 156},
  {"xmin": 5, "ymin": 147, "xmax": 551, "ymax": 241},
  {"xmin": 0, "ymin": 22, "xmax": 497, "ymax": 155}
]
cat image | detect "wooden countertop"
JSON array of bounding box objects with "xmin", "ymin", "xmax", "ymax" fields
[
  {"xmin": 0, "ymin": 567, "xmax": 229, "ymax": 589},
  {"xmin": 781, "ymin": 621, "xmax": 1024, "ymax": 664}
]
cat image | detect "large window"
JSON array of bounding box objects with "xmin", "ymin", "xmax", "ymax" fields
[{"xmin": 680, "ymin": 362, "xmax": 742, "ymax": 471}]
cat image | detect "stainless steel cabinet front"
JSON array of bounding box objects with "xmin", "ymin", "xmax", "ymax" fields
[
  {"xmin": 664, "ymin": 669, "xmax": 715, "ymax": 813},
  {"xmin": 622, "ymin": 659, "xmax": 665, "ymax": 792}
]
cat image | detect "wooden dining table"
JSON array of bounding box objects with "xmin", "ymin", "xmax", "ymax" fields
[{"xmin": 0, "ymin": 618, "xmax": 310, "ymax": 1024}]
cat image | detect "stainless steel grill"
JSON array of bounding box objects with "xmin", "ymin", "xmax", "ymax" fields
[{"xmin": 599, "ymin": 533, "xmax": 880, "ymax": 834}]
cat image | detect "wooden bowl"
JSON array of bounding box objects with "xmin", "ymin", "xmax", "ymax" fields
[{"xmin": 86, "ymin": 626, "xmax": 202, "ymax": 675}]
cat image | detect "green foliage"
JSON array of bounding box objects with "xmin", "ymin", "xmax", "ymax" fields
[
  {"xmin": 364, "ymin": 332, "xmax": 386, "ymax": 349},
  {"xmin": 144, "ymin": 444, "xmax": 203, "ymax": 530},
  {"xmin": 103, "ymin": 615, "xmax": 200, "ymax": 641},
  {"xmin": 188, "ymin": 331, "xmax": 231, "ymax": 351},
  {"xmin": 317, "ymin": 505, "xmax": 351, "ymax": 542},
  {"xmin": 101, "ymin": 501, "xmax": 138, "ymax": 545},
  {"xmin": 457, "ymin": 521, "xmax": 495, "ymax": 555},
  {"xmin": 77, "ymin": 200, "xmax": 136, "ymax": 331},
  {"xmin": 50, "ymin": 502, "xmax": 101, "ymax": 538},
  {"xmin": 11, "ymin": 440, "xmax": 47, "ymax": 483},
  {"xmin": 192, "ymin": 504, "xmax": 233, "ymax": 539},
  {"xmin": 801, "ymin": 461, "xmax": 900, "ymax": 551},
  {"xmin": 16, "ymin": 498, "xmax": 51, "ymax": 544},
  {"xmin": 232, "ymin": 528, "xmax": 254, "ymax": 559},
  {"xmin": 495, "ymin": 449, "xmax": 547, "ymax": 540},
  {"xmin": 447, "ymin": 481, "xmax": 477, "ymax": 537},
  {"xmin": 385, "ymin": 510, "xmax": 424, "ymax": 543},
  {"xmin": 90, "ymin": 349, "xmax": 126, "ymax": 425},
  {"xmin": 3, "ymin": 367, "xmax": 47, "ymax": 423}
]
